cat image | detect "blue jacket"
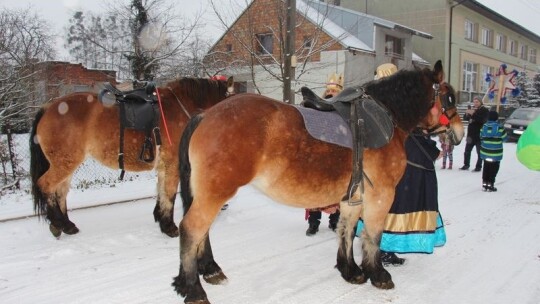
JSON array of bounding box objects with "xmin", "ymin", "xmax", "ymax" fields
[{"xmin": 480, "ymin": 121, "xmax": 507, "ymax": 161}]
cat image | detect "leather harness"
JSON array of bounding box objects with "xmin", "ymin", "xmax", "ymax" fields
[
  {"xmin": 301, "ymin": 86, "xmax": 394, "ymax": 205},
  {"xmin": 99, "ymin": 81, "xmax": 161, "ymax": 180}
]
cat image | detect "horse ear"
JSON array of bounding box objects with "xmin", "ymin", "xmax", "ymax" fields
[
  {"xmin": 434, "ymin": 60, "xmax": 444, "ymax": 83},
  {"xmin": 226, "ymin": 76, "xmax": 235, "ymax": 94}
]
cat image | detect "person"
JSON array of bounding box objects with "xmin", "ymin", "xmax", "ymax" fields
[
  {"xmin": 460, "ymin": 96, "xmax": 489, "ymax": 171},
  {"xmin": 305, "ymin": 72, "xmax": 343, "ymax": 236},
  {"xmin": 439, "ymin": 132, "xmax": 454, "ymax": 169},
  {"xmin": 357, "ymin": 128, "xmax": 446, "ymax": 265},
  {"xmin": 480, "ymin": 111, "xmax": 507, "ymax": 192},
  {"xmin": 305, "ymin": 207, "xmax": 340, "ymax": 236},
  {"xmin": 355, "ymin": 63, "xmax": 445, "ymax": 266}
]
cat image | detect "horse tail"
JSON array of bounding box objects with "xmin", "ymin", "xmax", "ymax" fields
[
  {"xmin": 179, "ymin": 114, "xmax": 204, "ymax": 215},
  {"xmin": 29, "ymin": 108, "xmax": 49, "ymax": 217}
]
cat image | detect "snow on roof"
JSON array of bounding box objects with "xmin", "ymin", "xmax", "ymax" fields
[
  {"xmin": 297, "ymin": 0, "xmax": 373, "ymax": 52},
  {"xmin": 298, "ymin": 0, "xmax": 432, "ymax": 56}
]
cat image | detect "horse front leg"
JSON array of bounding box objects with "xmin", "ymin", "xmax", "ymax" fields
[
  {"xmin": 336, "ymin": 202, "xmax": 366, "ymax": 284},
  {"xmin": 361, "ymin": 200, "xmax": 394, "ymax": 289},
  {"xmin": 154, "ymin": 157, "xmax": 179, "ymax": 237}
]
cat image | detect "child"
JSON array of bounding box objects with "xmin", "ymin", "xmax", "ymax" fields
[
  {"xmin": 479, "ymin": 111, "xmax": 507, "ymax": 191},
  {"xmin": 439, "ymin": 133, "xmax": 454, "ymax": 169}
]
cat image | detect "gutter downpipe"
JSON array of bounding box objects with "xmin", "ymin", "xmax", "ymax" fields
[{"xmin": 448, "ymin": 0, "xmax": 468, "ymax": 84}]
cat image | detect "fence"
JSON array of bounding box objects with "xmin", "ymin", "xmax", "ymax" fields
[{"xmin": 0, "ymin": 133, "xmax": 155, "ymax": 195}]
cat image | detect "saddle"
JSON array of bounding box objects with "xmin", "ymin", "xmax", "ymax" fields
[
  {"xmin": 300, "ymin": 86, "xmax": 394, "ymax": 204},
  {"xmin": 99, "ymin": 81, "xmax": 162, "ymax": 180}
]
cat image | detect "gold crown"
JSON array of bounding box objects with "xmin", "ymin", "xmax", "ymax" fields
[{"xmin": 376, "ymin": 63, "xmax": 398, "ymax": 79}]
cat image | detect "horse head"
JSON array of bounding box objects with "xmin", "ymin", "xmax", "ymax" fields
[{"xmin": 419, "ymin": 60, "xmax": 464, "ymax": 145}]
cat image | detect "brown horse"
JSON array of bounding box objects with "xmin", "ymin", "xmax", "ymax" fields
[
  {"xmin": 172, "ymin": 61, "xmax": 464, "ymax": 303},
  {"xmin": 30, "ymin": 77, "xmax": 234, "ymax": 238}
]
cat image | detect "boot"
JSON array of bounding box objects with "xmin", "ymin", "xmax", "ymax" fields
[
  {"xmin": 328, "ymin": 211, "xmax": 340, "ymax": 232},
  {"xmin": 448, "ymin": 162, "xmax": 452, "ymax": 170},
  {"xmin": 305, "ymin": 222, "xmax": 320, "ymax": 236},
  {"xmin": 482, "ymin": 182, "xmax": 488, "ymax": 192},
  {"xmin": 487, "ymin": 183, "xmax": 498, "ymax": 192},
  {"xmin": 460, "ymin": 165, "xmax": 469, "ymax": 170},
  {"xmin": 380, "ymin": 251, "xmax": 405, "ymax": 266},
  {"xmin": 441, "ymin": 163, "xmax": 446, "ymax": 169}
]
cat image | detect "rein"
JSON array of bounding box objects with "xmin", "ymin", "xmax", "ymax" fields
[{"xmin": 407, "ymin": 131, "xmax": 436, "ymax": 172}]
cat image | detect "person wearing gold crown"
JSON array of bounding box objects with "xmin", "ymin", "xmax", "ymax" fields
[
  {"xmin": 304, "ymin": 73, "xmax": 344, "ymax": 236},
  {"xmin": 355, "ymin": 63, "xmax": 446, "ymax": 266}
]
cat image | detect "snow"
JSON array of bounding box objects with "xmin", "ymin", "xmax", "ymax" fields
[{"xmin": 0, "ymin": 142, "xmax": 539, "ymax": 304}]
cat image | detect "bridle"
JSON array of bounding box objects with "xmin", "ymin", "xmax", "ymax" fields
[{"xmin": 424, "ymin": 82, "xmax": 458, "ymax": 136}]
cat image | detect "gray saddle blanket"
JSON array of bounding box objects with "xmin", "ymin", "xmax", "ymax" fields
[{"xmin": 295, "ymin": 106, "xmax": 352, "ymax": 148}]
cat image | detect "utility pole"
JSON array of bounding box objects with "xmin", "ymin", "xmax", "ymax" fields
[{"xmin": 283, "ymin": 0, "xmax": 296, "ymax": 104}]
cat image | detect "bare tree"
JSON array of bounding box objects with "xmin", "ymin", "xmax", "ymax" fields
[
  {"xmin": 205, "ymin": 0, "xmax": 344, "ymax": 95},
  {"xmin": 65, "ymin": 0, "xmax": 205, "ymax": 81},
  {"xmin": 0, "ymin": 7, "xmax": 56, "ymax": 132}
]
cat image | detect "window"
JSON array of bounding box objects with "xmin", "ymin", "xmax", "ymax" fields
[
  {"xmin": 385, "ymin": 35, "xmax": 404, "ymax": 58},
  {"xmin": 302, "ymin": 36, "xmax": 313, "ymax": 49},
  {"xmin": 495, "ymin": 34, "xmax": 506, "ymax": 52},
  {"xmin": 530, "ymin": 49, "xmax": 537, "ymax": 63},
  {"xmin": 481, "ymin": 28, "xmax": 492, "ymax": 47},
  {"xmin": 520, "ymin": 44, "xmax": 528, "ymax": 60},
  {"xmin": 509, "ymin": 39, "xmax": 518, "ymax": 56},
  {"xmin": 464, "ymin": 20, "xmax": 477, "ymax": 41},
  {"xmin": 480, "ymin": 65, "xmax": 494, "ymax": 93},
  {"xmin": 225, "ymin": 44, "xmax": 232, "ymax": 53},
  {"xmin": 256, "ymin": 33, "xmax": 273, "ymax": 55},
  {"xmin": 462, "ymin": 61, "xmax": 478, "ymax": 92}
]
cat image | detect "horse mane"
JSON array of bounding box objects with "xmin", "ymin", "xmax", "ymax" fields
[
  {"xmin": 364, "ymin": 68, "xmax": 434, "ymax": 131},
  {"xmin": 164, "ymin": 77, "xmax": 229, "ymax": 108}
]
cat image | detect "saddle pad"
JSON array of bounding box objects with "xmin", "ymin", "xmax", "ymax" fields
[{"xmin": 295, "ymin": 106, "xmax": 352, "ymax": 149}]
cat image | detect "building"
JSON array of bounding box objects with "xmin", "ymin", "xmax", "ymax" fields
[
  {"xmin": 204, "ymin": 0, "xmax": 432, "ymax": 102},
  {"xmin": 335, "ymin": 0, "xmax": 540, "ymax": 103},
  {"xmin": 35, "ymin": 61, "xmax": 117, "ymax": 103}
]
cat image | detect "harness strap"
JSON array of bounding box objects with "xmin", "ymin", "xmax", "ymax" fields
[{"xmin": 167, "ymin": 87, "xmax": 191, "ymax": 119}]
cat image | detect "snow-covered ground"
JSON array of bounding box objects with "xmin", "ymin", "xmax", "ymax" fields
[{"xmin": 0, "ymin": 142, "xmax": 539, "ymax": 304}]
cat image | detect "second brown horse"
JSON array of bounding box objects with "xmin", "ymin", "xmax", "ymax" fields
[
  {"xmin": 30, "ymin": 77, "xmax": 233, "ymax": 238},
  {"xmin": 173, "ymin": 61, "xmax": 463, "ymax": 303}
]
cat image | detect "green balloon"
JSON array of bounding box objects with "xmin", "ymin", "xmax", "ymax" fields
[{"xmin": 517, "ymin": 116, "xmax": 540, "ymax": 171}]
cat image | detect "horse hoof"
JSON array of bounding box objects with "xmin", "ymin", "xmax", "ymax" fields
[
  {"xmin": 161, "ymin": 223, "xmax": 179, "ymax": 238},
  {"xmin": 186, "ymin": 300, "xmax": 210, "ymax": 304},
  {"xmin": 49, "ymin": 224, "xmax": 62, "ymax": 238},
  {"xmin": 372, "ymin": 280, "xmax": 395, "ymax": 289},
  {"xmin": 349, "ymin": 274, "xmax": 368, "ymax": 285},
  {"xmin": 203, "ymin": 271, "xmax": 228, "ymax": 285},
  {"xmin": 63, "ymin": 225, "xmax": 80, "ymax": 235}
]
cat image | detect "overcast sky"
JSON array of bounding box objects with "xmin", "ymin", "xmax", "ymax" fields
[{"xmin": 1, "ymin": 0, "xmax": 539, "ymax": 59}]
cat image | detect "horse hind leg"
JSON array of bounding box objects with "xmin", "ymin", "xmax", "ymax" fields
[
  {"xmin": 173, "ymin": 218, "xmax": 210, "ymax": 303},
  {"xmin": 42, "ymin": 178, "xmax": 79, "ymax": 237},
  {"xmin": 173, "ymin": 197, "xmax": 225, "ymax": 304},
  {"xmin": 198, "ymin": 234, "xmax": 227, "ymax": 285},
  {"xmin": 153, "ymin": 160, "xmax": 179, "ymax": 237}
]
